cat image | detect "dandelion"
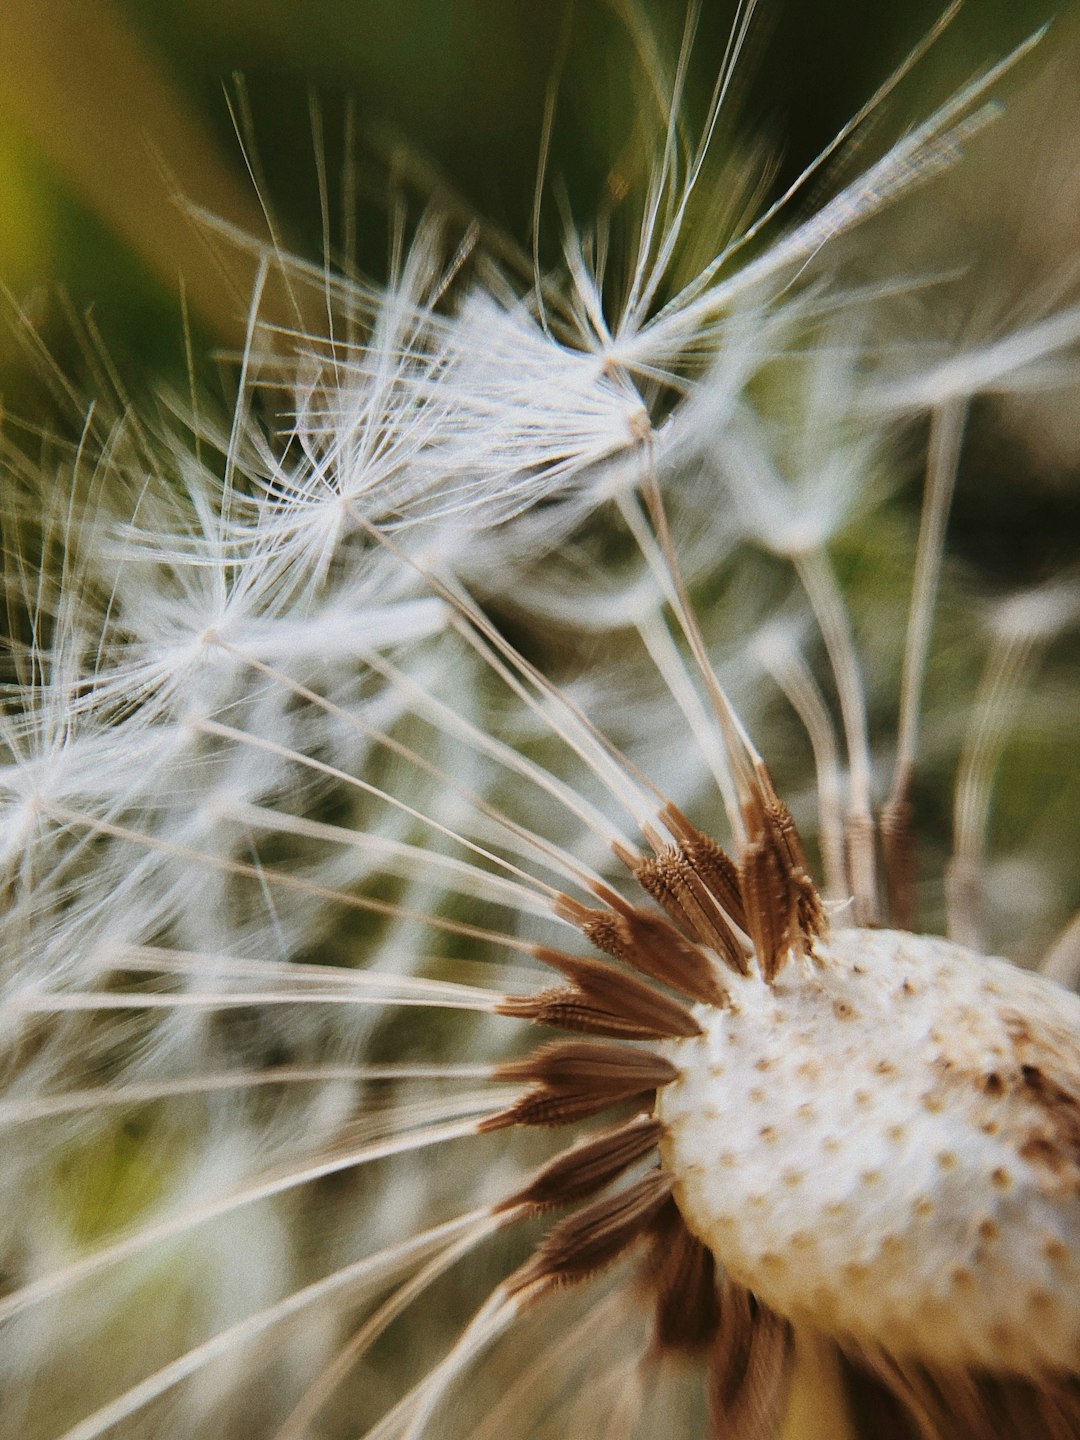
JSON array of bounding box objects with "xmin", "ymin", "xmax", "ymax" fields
[{"xmin": 3, "ymin": 6, "xmax": 1080, "ymax": 1439}]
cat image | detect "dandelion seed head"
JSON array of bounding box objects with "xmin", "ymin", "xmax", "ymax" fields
[
  {"xmin": 660, "ymin": 926, "xmax": 1080, "ymax": 1375},
  {"xmin": 4, "ymin": 6, "xmax": 1080, "ymax": 1438}
]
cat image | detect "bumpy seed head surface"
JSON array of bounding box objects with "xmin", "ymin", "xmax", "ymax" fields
[{"xmin": 657, "ymin": 927, "xmax": 1080, "ymax": 1376}]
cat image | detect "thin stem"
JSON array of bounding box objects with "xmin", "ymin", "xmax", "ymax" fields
[
  {"xmin": 890, "ymin": 398, "xmax": 968, "ymax": 801},
  {"xmin": 755, "ymin": 632, "xmax": 847, "ymax": 903},
  {"xmin": 948, "ymin": 625, "xmax": 1039, "ymax": 950},
  {"xmin": 43, "ymin": 804, "xmax": 555, "ymax": 958},
  {"xmin": 0, "ymin": 1106, "xmax": 511, "ymax": 1327},
  {"xmin": 794, "ymin": 549, "xmax": 878, "ymax": 923}
]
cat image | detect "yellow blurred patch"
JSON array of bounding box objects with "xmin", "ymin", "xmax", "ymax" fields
[{"xmin": 0, "ymin": 120, "xmax": 53, "ymax": 364}]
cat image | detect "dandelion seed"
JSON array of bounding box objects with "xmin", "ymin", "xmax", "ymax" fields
[{"xmin": 4, "ymin": 7, "xmax": 1080, "ymax": 1440}]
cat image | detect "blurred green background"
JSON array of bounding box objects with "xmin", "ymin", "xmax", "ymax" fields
[{"xmin": 0, "ymin": 0, "xmax": 1064, "ymax": 409}]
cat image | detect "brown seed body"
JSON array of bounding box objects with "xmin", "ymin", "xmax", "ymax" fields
[{"xmin": 657, "ymin": 928, "xmax": 1080, "ymax": 1376}]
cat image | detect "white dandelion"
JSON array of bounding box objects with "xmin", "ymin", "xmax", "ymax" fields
[{"xmin": 3, "ymin": 6, "xmax": 1080, "ymax": 1439}]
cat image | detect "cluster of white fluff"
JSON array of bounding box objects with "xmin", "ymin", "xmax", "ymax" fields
[{"xmin": 2, "ymin": 8, "xmax": 1080, "ymax": 1438}]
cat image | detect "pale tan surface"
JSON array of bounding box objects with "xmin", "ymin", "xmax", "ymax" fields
[{"xmin": 660, "ymin": 928, "xmax": 1080, "ymax": 1375}]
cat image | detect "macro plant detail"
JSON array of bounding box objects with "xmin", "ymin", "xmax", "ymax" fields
[{"xmin": 3, "ymin": 4, "xmax": 1080, "ymax": 1438}]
